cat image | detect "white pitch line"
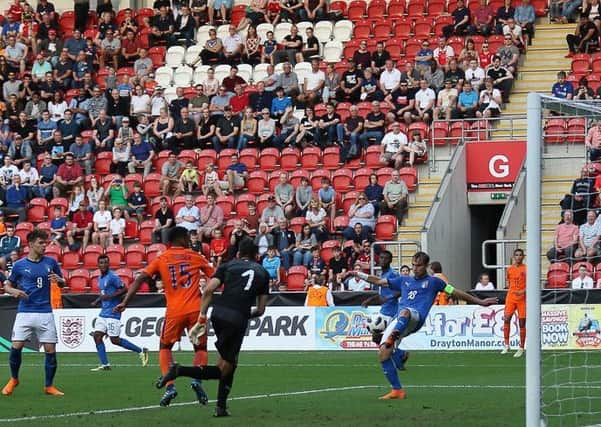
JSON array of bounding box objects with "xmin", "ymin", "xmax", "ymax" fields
[{"xmin": 0, "ymin": 363, "xmax": 522, "ymax": 368}]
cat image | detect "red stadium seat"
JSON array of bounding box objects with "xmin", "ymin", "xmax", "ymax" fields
[
  {"xmin": 49, "ymin": 198, "xmax": 69, "ymax": 216},
  {"xmin": 329, "ymin": 0, "xmax": 347, "ymax": 15},
  {"xmin": 365, "ymin": 145, "xmax": 382, "ymax": 168},
  {"xmin": 375, "ymin": 215, "xmax": 398, "ymax": 240},
  {"xmin": 373, "ymin": 21, "xmax": 391, "ymax": 39},
  {"xmin": 197, "ymin": 149, "xmax": 218, "ymax": 171},
  {"xmin": 195, "ymin": 195, "xmax": 208, "ymax": 210},
  {"xmin": 148, "ymin": 46, "xmax": 166, "ymax": 68},
  {"xmin": 399, "ymin": 167, "xmax": 418, "ymax": 191},
  {"xmin": 178, "ymin": 149, "xmax": 197, "ymax": 165},
  {"xmin": 301, "ymin": 146, "xmax": 322, "ymax": 170},
  {"xmin": 267, "ymin": 171, "xmax": 280, "ymax": 193},
  {"xmin": 247, "ymin": 170, "xmax": 268, "ymax": 195},
  {"xmin": 95, "ymin": 151, "xmax": 113, "ymax": 175},
  {"xmin": 413, "ymin": 17, "xmax": 432, "ymax": 38},
  {"xmin": 139, "ymin": 220, "xmax": 155, "ymax": 245},
  {"xmin": 216, "ymin": 195, "xmax": 235, "ymax": 216},
  {"xmin": 332, "ymin": 168, "xmax": 353, "ymax": 192},
  {"xmin": 377, "ymin": 167, "xmax": 393, "ymax": 186},
  {"xmin": 322, "ymin": 147, "xmax": 341, "ymax": 170},
  {"xmin": 236, "ymin": 194, "xmax": 257, "ymax": 217},
  {"xmin": 286, "ymin": 266, "xmax": 308, "ymax": 291},
  {"xmin": 353, "ymin": 168, "xmax": 373, "ymax": 191},
  {"xmin": 218, "ymin": 148, "xmax": 238, "ymax": 172},
  {"xmin": 106, "ymin": 245, "xmax": 125, "ymax": 269},
  {"xmin": 407, "ymin": 0, "xmax": 425, "ymax": 16},
  {"xmin": 290, "ymin": 169, "xmax": 311, "ymax": 188},
  {"xmin": 83, "ymin": 245, "xmax": 104, "ymax": 269},
  {"xmin": 449, "ymin": 121, "xmax": 470, "ymax": 144},
  {"xmin": 125, "ymin": 220, "xmax": 140, "ymax": 241},
  {"xmin": 353, "ymin": 20, "xmax": 372, "ymax": 39},
  {"xmin": 222, "ymin": 218, "xmax": 236, "ymax": 240},
  {"xmin": 90, "ymin": 270, "xmax": 101, "ymax": 293},
  {"xmin": 571, "ymin": 54, "xmax": 591, "ymax": 74},
  {"xmin": 544, "ymin": 118, "xmax": 567, "ymax": 144},
  {"xmin": 310, "ymin": 169, "xmax": 331, "ymax": 191},
  {"xmin": 258, "ymin": 148, "xmax": 280, "ymax": 172},
  {"xmin": 68, "ymin": 269, "xmax": 91, "ymax": 293},
  {"xmin": 592, "ymin": 53, "xmax": 601, "ymax": 73},
  {"xmin": 388, "ymin": 1, "xmax": 405, "ymax": 19},
  {"xmin": 333, "ymin": 215, "xmax": 349, "ymax": 231},
  {"xmin": 280, "ymin": 147, "xmax": 301, "ymax": 171},
  {"xmin": 347, "ymin": 0, "xmax": 367, "ymax": 20},
  {"xmin": 239, "ymin": 148, "xmax": 259, "ymax": 170},
  {"xmin": 147, "ymin": 244, "xmax": 167, "ymax": 263},
  {"xmin": 393, "ymin": 17, "xmax": 412, "ymax": 38},
  {"xmin": 116, "ymin": 268, "xmax": 134, "ymax": 287},
  {"xmin": 546, "ymin": 262, "xmax": 570, "ymax": 289},
  {"xmin": 143, "ymin": 173, "xmax": 163, "ymax": 198},
  {"xmin": 320, "ymin": 240, "xmax": 341, "ymax": 263},
  {"xmin": 15, "ymin": 222, "xmax": 35, "ymax": 242},
  {"xmin": 28, "ymin": 198, "xmax": 48, "ymax": 222},
  {"xmin": 342, "ymin": 191, "xmax": 360, "ymax": 213},
  {"xmin": 289, "ymin": 217, "xmax": 307, "ymax": 234},
  {"xmin": 427, "ymin": 0, "xmax": 446, "ymax": 16},
  {"xmin": 124, "ymin": 173, "xmax": 143, "ymax": 194},
  {"xmin": 62, "ymin": 251, "xmax": 81, "ymax": 269},
  {"xmin": 567, "ymin": 118, "xmax": 586, "ymax": 143},
  {"xmin": 256, "ymin": 193, "xmax": 272, "ymax": 216},
  {"xmin": 125, "ymin": 243, "xmax": 146, "ymax": 269},
  {"xmin": 45, "ymin": 244, "xmax": 62, "ymax": 262},
  {"xmin": 367, "ymin": 0, "xmax": 387, "ymax": 19}
]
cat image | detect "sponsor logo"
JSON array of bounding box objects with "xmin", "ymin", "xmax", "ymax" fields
[
  {"xmin": 60, "ymin": 316, "xmax": 84, "ymax": 349},
  {"xmin": 572, "ymin": 314, "xmax": 601, "ymax": 348},
  {"xmin": 319, "ymin": 310, "xmax": 376, "ymax": 349}
]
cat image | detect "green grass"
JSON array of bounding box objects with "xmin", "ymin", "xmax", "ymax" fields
[
  {"xmin": 0, "ymin": 351, "xmax": 530, "ymax": 427},
  {"xmin": 0, "ymin": 350, "xmax": 597, "ymax": 427}
]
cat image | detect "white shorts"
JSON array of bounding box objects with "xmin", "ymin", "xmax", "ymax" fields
[
  {"xmin": 12, "ymin": 312, "xmax": 58, "ymax": 344},
  {"xmin": 380, "ymin": 308, "xmax": 421, "ymax": 347},
  {"xmin": 94, "ymin": 317, "xmax": 122, "ymax": 337}
]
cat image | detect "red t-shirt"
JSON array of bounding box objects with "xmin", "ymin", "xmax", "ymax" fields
[
  {"xmin": 229, "ymin": 93, "xmax": 249, "ymax": 114},
  {"xmin": 73, "ymin": 210, "xmax": 93, "ymax": 229},
  {"xmin": 210, "ymin": 238, "xmax": 228, "ymax": 255},
  {"xmin": 57, "ymin": 163, "xmax": 83, "ymax": 182}
]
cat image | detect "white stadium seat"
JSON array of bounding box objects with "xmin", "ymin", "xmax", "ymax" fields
[
  {"xmin": 216, "ymin": 24, "xmax": 230, "ymax": 41},
  {"xmin": 274, "ymin": 62, "xmax": 285, "ymax": 74},
  {"xmin": 237, "ymin": 64, "xmax": 253, "ymax": 83},
  {"xmin": 323, "ymin": 41, "xmax": 343, "ymax": 63},
  {"xmin": 294, "ymin": 62, "xmax": 312, "ymax": 83},
  {"xmin": 196, "ymin": 25, "xmax": 215, "ymax": 47},
  {"xmin": 214, "ymin": 64, "xmax": 231, "ymax": 83},
  {"xmin": 256, "ymin": 23, "xmax": 274, "ymax": 41},
  {"xmin": 164, "ymin": 86, "xmax": 178, "ymax": 103},
  {"xmin": 184, "ymin": 45, "xmax": 203, "ymax": 66},
  {"xmin": 173, "ymin": 65, "xmax": 194, "ymax": 87},
  {"xmin": 155, "ymin": 66, "xmax": 173, "ymax": 87},
  {"xmin": 274, "ymin": 22, "xmax": 292, "ymax": 43},
  {"xmin": 252, "ymin": 63, "xmax": 270, "ymax": 83},
  {"xmin": 193, "ymin": 65, "xmax": 212, "ymax": 85},
  {"xmin": 314, "ymin": 21, "xmax": 334, "ymax": 43},
  {"xmin": 296, "ymin": 21, "xmax": 314, "ymax": 40},
  {"xmin": 165, "ymin": 46, "xmax": 185, "ymax": 68},
  {"xmin": 333, "ymin": 20, "xmax": 353, "ymax": 42}
]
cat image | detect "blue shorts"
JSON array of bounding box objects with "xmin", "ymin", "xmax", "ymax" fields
[{"xmin": 213, "ymin": 0, "xmax": 233, "ymax": 9}]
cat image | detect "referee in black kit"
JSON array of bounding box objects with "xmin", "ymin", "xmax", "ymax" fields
[{"xmin": 156, "ymin": 238, "xmax": 270, "ymax": 417}]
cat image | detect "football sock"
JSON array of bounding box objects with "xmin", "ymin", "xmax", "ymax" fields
[
  {"xmin": 96, "ymin": 342, "xmax": 109, "ymax": 366},
  {"xmin": 178, "ymin": 365, "xmax": 222, "ymax": 380},
  {"xmin": 118, "ymin": 339, "xmax": 142, "ymax": 354},
  {"xmin": 193, "ymin": 349, "xmax": 208, "ymax": 367},
  {"xmin": 159, "ymin": 349, "xmax": 174, "ymax": 385},
  {"xmin": 217, "ymin": 370, "xmax": 235, "ymax": 409},
  {"xmin": 391, "ymin": 349, "xmax": 406, "ymax": 370},
  {"xmin": 45, "ymin": 352, "xmax": 57, "ymax": 387},
  {"xmin": 9, "ymin": 347, "xmax": 22, "ymax": 379},
  {"xmin": 381, "ymin": 359, "xmax": 401, "ymax": 390},
  {"xmin": 503, "ymin": 323, "xmax": 510, "ymax": 346},
  {"xmin": 393, "ymin": 316, "xmax": 409, "ymax": 335},
  {"xmin": 519, "ymin": 326, "xmax": 526, "ymax": 349}
]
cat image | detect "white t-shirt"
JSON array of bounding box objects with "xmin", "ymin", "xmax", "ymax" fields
[
  {"xmin": 19, "ymin": 168, "xmax": 39, "ymax": 185},
  {"xmin": 305, "ymin": 208, "xmax": 327, "ymax": 225},
  {"xmin": 572, "ymin": 276, "xmax": 594, "ymax": 289},
  {"xmin": 415, "ymin": 88, "xmax": 436, "ymax": 109},
  {"xmin": 480, "ymin": 88, "xmax": 502, "ymax": 110},
  {"xmin": 381, "ymin": 131, "xmax": 408, "ymax": 153},
  {"xmin": 503, "ymin": 24, "xmax": 522, "ymax": 39},
  {"xmin": 465, "ymin": 67, "xmax": 485, "ymax": 88},
  {"xmin": 347, "ymin": 277, "xmax": 369, "ymax": 291},
  {"xmin": 0, "ymin": 165, "xmax": 19, "ymax": 185},
  {"xmin": 93, "ymin": 210, "xmax": 112, "ymax": 230},
  {"xmin": 151, "ymin": 96, "xmax": 167, "ymax": 116},
  {"xmin": 110, "ymin": 217, "xmax": 126, "ymax": 235},
  {"xmin": 48, "ymin": 101, "xmax": 68, "ymax": 122},
  {"xmin": 433, "ymin": 45, "xmax": 455, "ymax": 62},
  {"xmin": 305, "ymin": 70, "xmax": 325, "ymax": 92},
  {"xmin": 475, "ymin": 282, "xmax": 495, "ymax": 290},
  {"xmin": 204, "ymin": 170, "xmax": 219, "ymax": 186},
  {"xmin": 131, "ymin": 94, "xmax": 151, "ymax": 114},
  {"xmin": 223, "ymin": 34, "xmax": 243, "ymax": 53},
  {"xmin": 379, "ymin": 68, "xmax": 402, "ymax": 91}
]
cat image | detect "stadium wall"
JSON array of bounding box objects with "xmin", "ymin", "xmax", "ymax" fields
[{"xmin": 422, "ymin": 145, "xmax": 471, "ymax": 290}]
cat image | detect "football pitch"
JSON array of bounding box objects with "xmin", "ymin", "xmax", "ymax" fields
[{"xmin": 0, "ymin": 350, "xmax": 531, "ymax": 427}]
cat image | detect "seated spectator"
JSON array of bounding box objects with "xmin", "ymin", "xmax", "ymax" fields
[
  {"xmin": 359, "ymin": 101, "xmax": 386, "ymax": 148},
  {"xmin": 196, "ymin": 28, "xmax": 223, "ymax": 66},
  {"xmin": 566, "ymin": 13, "xmax": 598, "ymax": 55},
  {"xmin": 0, "ymin": 157, "xmax": 19, "ymax": 192},
  {"xmin": 453, "ymin": 81, "xmax": 479, "ymax": 119},
  {"xmin": 433, "ymin": 37, "xmax": 456, "ymax": 70},
  {"xmin": 169, "ymin": 107, "xmax": 197, "ymax": 153},
  {"xmin": 7, "ymin": 135, "xmax": 32, "ymax": 169},
  {"xmin": 275, "ymin": 25, "xmax": 303, "ymax": 66},
  {"xmin": 496, "ymin": 0, "xmax": 515, "ymax": 34},
  {"xmin": 67, "ymin": 184, "xmax": 86, "ymax": 218},
  {"xmin": 99, "ymin": 29, "xmax": 120, "ymax": 70},
  {"xmin": 153, "ymin": 196, "xmax": 174, "ymax": 244},
  {"xmin": 239, "ymin": 0, "xmax": 266, "ymax": 31},
  {"xmin": 86, "ymin": 176, "xmax": 104, "ymax": 213},
  {"xmin": 70, "ymin": 135, "xmax": 93, "ymax": 175},
  {"xmin": 412, "ymin": 79, "xmax": 436, "ymax": 123},
  {"xmin": 272, "ymin": 218, "xmax": 296, "ymax": 270},
  {"xmin": 197, "ymin": 108, "xmax": 217, "ymax": 149},
  {"xmin": 228, "ymin": 220, "xmax": 250, "ymax": 258},
  {"xmin": 318, "ymin": 103, "xmax": 342, "ymax": 148},
  {"xmin": 572, "ymin": 265, "xmax": 595, "ymax": 288},
  {"xmin": 280, "ymin": 0, "xmax": 303, "ymax": 22},
  {"xmin": 67, "ymin": 201, "xmax": 93, "ymax": 251},
  {"xmin": 295, "ymin": 176, "xmax": 313, "ymax": 216},
  {"xmin": 208, "ymin": 228, "xmax": 228, "ymax": 267},
  {"xmin": 3, "ymin": 175, "xmax": 28, "ymax": 222},
  {"xmin": 36, "ymin": 154, "xmax": 57, "ymax": 199},
  {"xmin": 0, "ymin": 224, "xmax": 20, "ymax": 262},
  {"xmin": 514, "ymin": 0, "xmax": 535, "ymax": 45},
  {"xmin": 93, "ymin": 110, "xmax": 115, "ymax": 152},
  {"xmin": 53, "ymin": 153, "xmax": 83, "ymax": 198},
  {"xmin": 298, "ymin": 59, "xmax": 325, "ymax": 108},
  {"xmin": 381, "ymin": 170, "xmax": 409, "ymax": 223},
  {"xmin": 360, "ymin": 68, "xmax": 383, "ymax": 103},
  {"xmin": 469, "ymin": 0, "xmax": 494, "ymax": 36},
  {"xmin": 175, "ymin": 194, "xmax": 201, "ymax": 232},
  {"xmin": 229, "ymin": 84, "xmax": 250, "ymax": 116},
  {"xmin": 149, "ymin": 5, "xmax": 175, "ymax": 46},
  {"xmin": 107, "ymin": 177, "xmax": 129, "ymax": 213},
  {"xmin": 58, "ymin": 110, "xmax": 80, "ymax": 147},
  {"xmin": 298, "ymin": 27, "xmax": 320, "ymax": 64},
  {"xmin": 261, "ymin": 31, "xmax": 278, "ymax": 65},
  {"xmin": 380, "ymin": 122, "xmax": 408, "ymax": 169},
  {"xmin": 474, "ymin": 272, "xmax": 495, "ymax": 290},
  {"xmin": 415, "ymin": 41, "xmax": 434, "ymax": 77},
  {"xmin": 261, "ymin": 195, "xmax": 285, "ymax": 232},
  {"xmin": 178, "ymin": 161, "xmax": 200, "ymax": 196},
  {"xmin": 160, "ymin": 153, "xmax": 184, "ymax": 196},
  {"xmin": 547, "ymin": 209, "xmax": 580, "ymax": 262},
  {"xmin": 276, "ymin": 63, "xmax": 300, "ymax": 99},
  {"xmin": 109, "ymin": 207, "xmax": 125, "ymax": 246},
  {"xmin": 344, "ymin": 193, "xmax": 376, "ymax": 240},
  {"xmin": 274, "ymin": 106, "xmax": 300, "ymax": 150},
  {"xmin": 262, "ymin": 246, "xmax": 281, "ymax": 291},
  {"xmin": 574, "ymin": 77, "xmax": 595, "ymax": 100},
  {"xmin": 126, "ymin": 182, "xmax": 147, "ymax": 224},
  {"xmin": 213, "ymin": 106, "xmax": 240, "ymax": 151},
  {"xmin": 223, "ymin": 153, "xmax": 248, "ymax": 193},
  {"xmin": 110, "ymin": 138, "xmax": 131, "ymax": 177},
  {"xmin": 552, "ymin": 71, "xmax": 574, "ymax": 99},
  {"xmin": 503, "ymin": 18, "xmax": 526, "ymax": 50},
  {"xmin": 465, "ymin": 59, "xmax": 486, "ymax": 91},
  {"xmin": 386, "ymin": 80, "xmax": 416, "ymax": 126},
  {"xmin": 14, "ymin": 112, "xmax": 36, "ymax": 145},
  {"xmin": 307, "ymin": 247, "xmax": 326, "ymax": 276},
  {"xmin": 486, "ymin": 56, "xmax": 513, "ymax": 103},
  {"xmin": 318, "ymin": 178, "xmax": 336, "ymax": 227},
  {"xmin": 405, "ymin": 131, "xmax": 428, "ymax": 167},
  {"xmin": 574, "ymin": 210, "xmax": 600, "ymax": 260},
  {"xmin": 497, "ymin": 34, "xmax": 520, "ymax": 74},
  {"xmin": 444, "ymin": 58, "xmax": 466, "ymax": 87},
  {"xmin": 424, "ymin": 61, "xmax": 445, "ymax": 92},
  {"xmin": 328, "ymin": 247, "xmax": 348, "ymax": 291},
  {"xmin": 300, "ymin": 0, "xmax": 326, "ymax": 22},
  {"xmin": 170, "ymin": 6, "xmax": 195, "ymax": 47},
  {"xmin": 257, "ymin": 108, "xmax": 276, "ymax": 148},
  {"xmin": 336, "ymin": 60, "xmax": 363, "ymax": 104},
  {"xmin": 586, "ymin": 120, "xmax": 601, "ymax": 161},
  {"xmin": 378, "ymin": 60, "xmax": 402, "ymax": 100},
  {"xmin": 5, "ymin": 35, "xmax": 27, "ymax": 75},
  {"xmin": 434, "ymin": 79, "xmax": 458, "ymax": 121},
  {"xmin": 127, "ymin": 133, "xmax": 155, "ymax": 178},
  {"xmin": 459, "ymin": 39, "xmax": 479, "ymax": 70},
  {"xmin": 371, "ymin": 41, "xmax": 391, "ymax": 75},
  {"xmin": 293, "ymin": 223, "xmax": 318, "ymax": 266},
  {"xmin": 365, "ymin": 173, "xmax": 384, "ymax": 216},
  {"xmin": 296, "ymin": 107, "xmax": 319, "ymax": 147},
  {"xmin": 210, "ymin": 0, "xmax": 233, "ymax": 26},
  {"xmin": 92, "ymin": 200, "xmax": 112, "ymax": 248},
  {"xmin": 346, "ymin": 263, "xmax": 371, "ymax": 291},
  {"xmin": 477, "ymin": 77, "xmax": 503, "ymax": 118},
  {"xmin": 304, "ymin": 274, "xmax": 334, "ymax": 306},
  {"xmin": 198, "ymin": 193, "xmax": 224, "ymax": 240},
  {"xmin": 275, "ymin": 172, "xmax": 295, "ymax": 218},
  {"xmin": 271, "ymin": 87, "xmax": 293, "ymax": 121},
  {"xmin": 222, "ymin": 26, "xmax": 244, "ymax": 66},
  {"xmin": 249, "ymin": 82, "xmax": 274, "ymax": 118},
  {"xmin": 255, "ymin": 222, "xmax": 274, "ymax": 258},
  {"xmin": 339, "ymin": 105, "xmax": 364, "ymax": 163},
  {"xmin": 19, "ymin": 160, "xmax": 39, "ymax": 198},
  {"xmin": 49, "ymin": 206, "xmax": 67, "ymax": 245},
  {"xmin": 443, "ymin": 0, "xmax": 471, "ymax": 38},
  {"xmin": 306, "ymin": 198, "xmax": 329, "ymax": 242}
]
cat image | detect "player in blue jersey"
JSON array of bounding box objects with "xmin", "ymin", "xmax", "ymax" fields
[
  {"xmin": 2, "ymin": 229, "xmax": 66, "ymax": 396},
  {"xmin": 361, "ymin": 251, "xmax": 401, "ymax": 344},
  {"xmin": 355, "ymin": 251, "xmax": 497, "ymax": 400},
  {"xmin": 90, "ymin": 255, "xmax": 149, "ymax": 371}
]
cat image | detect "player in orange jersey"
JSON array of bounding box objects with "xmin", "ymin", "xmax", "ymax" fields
[
  {"xmin": 431, "ymin": 261, "xmax": 450, "ymax": 305},
  {"xmin": 115, "ymin": 226, "xmax": 215, "ymax": 407},
  {"xmin": 502, "ymin": 248, "xmax": 526, "ymax": 358}
]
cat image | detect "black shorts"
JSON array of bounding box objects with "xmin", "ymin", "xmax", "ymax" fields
[{"xmin": 211, "ymin": 315, "xmax": 247, "ymax": 364}]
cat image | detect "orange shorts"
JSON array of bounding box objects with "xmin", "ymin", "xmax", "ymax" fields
[
  {"xmin": 504, "ymin": 297, "xmax": 526, "ymax": 320},
  {"xmin": 161, "ymin": 312, "xmax": 207, "ymax": 349}
]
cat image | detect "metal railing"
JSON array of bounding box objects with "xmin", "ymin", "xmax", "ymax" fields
[{"xmin": 369, "ymin": 240, "xmax": 421, "ymax": 275}]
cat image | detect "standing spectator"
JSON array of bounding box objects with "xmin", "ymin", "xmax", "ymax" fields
[
  {"xmin": 586, "ymin": 120, "xmax": 601, "ymax": 161},
  {"xmin": 53, "ymin": 153, "xmax": 83, "ymax": 197},
  {"xmin": 153, "ymin": 197, "xmax": 174, "ymax": 244},
  {"xmin": 469, "ymin": 0, "xmax": 494, "ymax": 36},
  {"xmin": 381, "ymin": 170, "xmax": 409, "ymax": 223},
  {"xmin": 380, "ymin": 122, "xmax": 408, "ymax": 169},
  {"xmin": 514, "ymin": 0, "xmax": 535, "ymax": 45},
  {"xmin": 443, "ymin": 0, "xmax": 471, "ymax": 38},
  {"xmin": 574, "ymin": 210, "xmax": 600, "ymax": 260},
  {"xmin": 566, "ymin": 13, "xmax": 599, "ymax": 55},
  {"xmin": 572, "ymin": 265, "xmax": 595, "ymax": 289},
  {"xmin": 272, "ymin": 218, "xmax": 296, "ymax": 270},
  {"xmin": 304, "ymin": 275, "xmax": 334, "ymax": 306},
  {"xmin": 198, "ymin": 193, "xmax": 224, "ymax": 240},
  {"xmin": 547, "ymin": 209, "xmax": 580, "ymax": 262},
  {"xmin": 175, "ymin": 194, "xmax": 200, "ymax": 232},
  {"xmin": 262, "ymin": 246, "xmax": 281, "ymax": 291}
]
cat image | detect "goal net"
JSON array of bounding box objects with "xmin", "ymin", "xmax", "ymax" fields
[{"xmin": 528, "ymin": 94, "xmax": 601, "ymax": 427}]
